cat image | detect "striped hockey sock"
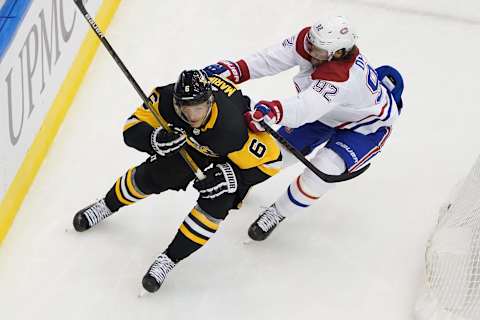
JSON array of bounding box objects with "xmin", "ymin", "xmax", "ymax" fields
[
  {"xmin": 275, "ymin": 175, "xmax": 321, "ymax": 217},
  {"xmin": 166, "ymin": 205, "xmax": 221, "ymax": 262},
  {"xmin": 105, "ymin": 167, "xmax": 148, "ymax": 212}
]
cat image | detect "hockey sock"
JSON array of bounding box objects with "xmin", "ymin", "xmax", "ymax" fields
[
  {"xmin": 275, "ymin": 175, "xmax": 322, "ymax": 217},
  {"xmin": 104, "ymin": 167, "xmax": 148, "ymax": 212},
  {"xmin": 165, "ymin": 205, "xmax": 221, "ymax": 263},
  {"xmin": 275, "ymin": 148, "xmax": 345, "ymax": 217}
]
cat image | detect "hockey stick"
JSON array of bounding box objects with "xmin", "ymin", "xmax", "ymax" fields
[
  {"xmin": 73, "ymin": 0, "xmax": 205, "ymax": 180},
  {"xmin": 260, "ymin": 121, "xmax": 370, "ymax": 183}
]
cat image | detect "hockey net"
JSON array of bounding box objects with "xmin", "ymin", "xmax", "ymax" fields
[{"xmin": 415, "ymin": 156, "xmax": 480, "ymax": 320}]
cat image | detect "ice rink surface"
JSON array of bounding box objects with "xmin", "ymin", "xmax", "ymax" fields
[{"xmin": 1, "ymin": 1, "xmax": 480, "ymax": 319}]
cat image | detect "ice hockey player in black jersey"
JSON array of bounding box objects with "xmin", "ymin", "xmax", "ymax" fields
[{"xmin": 72, "ymin": 70, "xmax": 282, "ymax": 293}]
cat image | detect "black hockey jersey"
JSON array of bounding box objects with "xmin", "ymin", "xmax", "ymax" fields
[{"xmin": 123, "ymin": 75, "xmax": 281, "ymax": 177}]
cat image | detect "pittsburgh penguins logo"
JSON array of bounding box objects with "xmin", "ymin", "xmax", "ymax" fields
[{"xmin": 187, "ymin": 137, "xmax": 219, "ymax": 157}]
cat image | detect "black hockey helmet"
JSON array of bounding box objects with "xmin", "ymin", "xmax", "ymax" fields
[
  {"xmin": 173, "ymin": 69, "xmax": 213, "ymax": 107},
  {"xmin": 173, "ymin": 69, "xmax": 214, "ymax": 126}
]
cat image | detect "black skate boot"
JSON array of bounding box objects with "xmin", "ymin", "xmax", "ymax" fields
[
  {"xmin": 142, "ymin": 253, "xmax": 176, "ymax": 293},
  {"xmin": 248, "ymin": 205, "xmax": 285, "ymax": 241},
  {"xmin": 73, "ymin": 199, "xmax": 113, "ymax": 232}
]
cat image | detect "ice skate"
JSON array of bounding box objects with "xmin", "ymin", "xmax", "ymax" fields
[
  {"xmin": 248, "ymin": 205, "xmax": 285, "ymax": 241},
  {"xmin": 142, "ymin": 253, "xmax": 176, "ymax": 293},
  {"xmin": 73, "ymin": 199, "xmax": 113, "ymax": 232}
]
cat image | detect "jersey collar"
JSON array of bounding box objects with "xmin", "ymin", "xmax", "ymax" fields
[{"xmin": 201, "ymin": 102, "xmax": 219, "ymax": 132}]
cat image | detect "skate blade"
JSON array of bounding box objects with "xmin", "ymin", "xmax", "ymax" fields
[{"xmin": 137, "ymin": 288, "xmax": 151, "ymax": 298}]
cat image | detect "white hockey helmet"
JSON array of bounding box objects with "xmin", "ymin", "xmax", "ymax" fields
[{"xmin": 306, "ymin": 16, "xmax": 357, "ymax": 61}]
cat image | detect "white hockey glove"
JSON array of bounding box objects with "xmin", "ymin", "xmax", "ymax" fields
[
  {"xmin": 193, "ymin": 163, "xmax": 238, "ymax": 199},
  {"xmin": 244, "ymin": 100, "xmax": 283, "ymax": 133},
  {"xmin": 203, "ymin": 60, "xmax": 242, "ymax": 84},
  {"xmin": 150, "ymin": 126, "xmax": 186, "ymax": 157}
]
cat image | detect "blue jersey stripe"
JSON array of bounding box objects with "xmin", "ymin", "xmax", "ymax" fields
[{"xmin": 350, "ymin": 92, "xmax": 393, "ymax": 131}]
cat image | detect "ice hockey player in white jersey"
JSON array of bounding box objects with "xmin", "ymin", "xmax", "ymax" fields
[{"xmin": 204, "ymin": 15, "xmax": 404, "ymax": 240}]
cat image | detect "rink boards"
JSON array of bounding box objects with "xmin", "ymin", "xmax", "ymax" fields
[{"xmin": 0, "ymin": 0, "xmax": 121, "ymax": 245}]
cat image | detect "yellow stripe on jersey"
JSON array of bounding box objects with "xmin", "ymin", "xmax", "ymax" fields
[
  {"xmin": 131, "ymin": 88, "xmax": 162, "ymax": 129},
  {"xmin": 115, "ymin": 178, "xmax": 134, "ymax": 205},
  {"xmin": 126, "ymin": 168, "xmax": 146, "ymax": 199},
  {"xmin": 258, "ymin": 164, "xmax": 281, "ymax": 177},
  {"xmin": 201, "ymin": 103, "xmax": 219, "ymax": 132},
  {"xmin": 123, "ymin": 118, "xmax": 142, "ymax": 131},
  {"xmin": 228, "ymin": 131, "xmax": 281, "ymax": 170},
  {"xmin": 132, "ymin": 108, "xmax": 160, "ymax": 128},
  {"xmin": 191, "ymin": 208, "xmax": 219, "ymax": 230},
  {"xmin": 179, "ymin": 224, "xmax": 208, "ymax": 245}
]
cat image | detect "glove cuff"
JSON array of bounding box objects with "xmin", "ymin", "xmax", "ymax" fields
[
  {"xmin": 270, "ymin": 100, "xmax": 283, "ymax": 124},
  {"xmin": 256, "ymin": 100, "xmax": 284, "ymax": 124},
  {"xmin": 151, "ymin": 127, "xmax": 165, "ymax": 156},
  {"xmin": 217, "ymin": 163, "xmax": 237, "ymax": 193},
  {"xmin": 218, "ymin": 60, "xmax": 242, "ymax": 84},
  {"xmin": 235, "ymin": 59, "xmax": 250, "ymax": 83}
]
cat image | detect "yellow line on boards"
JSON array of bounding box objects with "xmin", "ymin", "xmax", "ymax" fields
[{"xmin": 0, "ymin": 0, "xmax": 122, "ymax": 246}]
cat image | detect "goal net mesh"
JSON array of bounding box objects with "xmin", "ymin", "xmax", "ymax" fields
[{"xmin": 415, "ymin": 156, "xmax": 480, "ymax": 319}]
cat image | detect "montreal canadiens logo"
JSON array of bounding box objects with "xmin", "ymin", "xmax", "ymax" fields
[{"xmin": 340, "ymin": 27, "xmax": 349, "ymax": 35}]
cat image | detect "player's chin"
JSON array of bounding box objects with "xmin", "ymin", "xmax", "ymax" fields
[
  {"xmin": 311, "ymin": 58, "xmax": 326, "ymax": 67},
  {"xmin": 189, "ymin": 120, "xmax": 203, "ymax": 128}
]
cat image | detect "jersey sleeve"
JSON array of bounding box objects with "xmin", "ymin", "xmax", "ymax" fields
[
  {"xmin": 122, "ymin": 87, "xmax": 163, "ymax": 154},
  {"xmin": 227, "ymin": 130, "xmax": 281, "ymax": 177},
  {"xmin": 278, "ymin": 80, "xmax": 343, "ymax": 128},
  {"xmin": 239, "ymin": 27, "xmax": 310, "ymax": 80}
]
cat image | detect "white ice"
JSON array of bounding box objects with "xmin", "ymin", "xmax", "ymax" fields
[{"xmin": 1, "ymin": 1, "xmax": 480, "ymax": 319}]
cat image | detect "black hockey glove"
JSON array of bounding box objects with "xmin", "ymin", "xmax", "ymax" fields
[
  {"xmin": 193, "ymin": 163, "xmax": 238, "ymax": 199},
  {"xmin": 150, "ymin": 126, "xmax": 186, "ymax": 157}
]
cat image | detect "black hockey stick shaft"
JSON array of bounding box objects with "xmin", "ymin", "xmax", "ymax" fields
[
  {"xmin": 261, "ymin": 121, "xmax": 370, "ymax": 183},
  {"xmin": 73, "ymin": 0, "xmax": 205, "ymax": 180}
]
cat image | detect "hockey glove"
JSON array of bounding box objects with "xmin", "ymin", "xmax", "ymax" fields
[
  {"xmin": 150, "ymin": 126, "xmax": 186, "ymax": 157},
  {"xmin": 244, "ymin": 100, "xmax": 283, "ymax": 133},
  {"xmin": 203, "ymin": 60, "xmax": 242, "ymax": 84},
  {"xmin": 193, "ymin": 163, "xmax": 238, "ymax": 199}
]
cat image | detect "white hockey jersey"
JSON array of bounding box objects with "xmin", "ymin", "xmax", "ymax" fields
[{"xmin": 234, "ymin": 27, "xmax": 399, "ymax": 135}]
